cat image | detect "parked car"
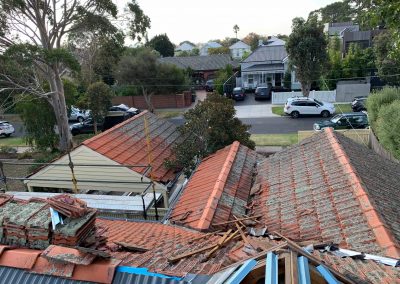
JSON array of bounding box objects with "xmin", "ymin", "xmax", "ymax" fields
[
  {"xmin": 284, "ymin": 97, "xmax": 335, "ymax": 119},
  {"xmin": 108, "ymin": 104, "xmax": 140, "ymax": 117},
  {"xmin": 351, "ymin": 96, "xmax": 367, "ymax": 112},
  {"xmin": 232, "ymin": 87, "xmax": 246, "ymax": 101},
  {"xmin": 69, "ymin": 106, "xmax": 89, "ymax": 123},
  {"xmin": 70, "ymin": 117, "xmax": 104, "ymax": 136},
  {"xmin": 0, "ymin": 121, "xmax": 15, "ymax": 137},
  {"xmin": 313, "ymin": 112, "xmax": 369, "ymax": 131},
  {"xmin": 254, "ymin": 86, "xmax": 271, "ymax": 100},
  {"xmin": 205, "ymin": 79, "xmax": 214, "ymax": 92}
]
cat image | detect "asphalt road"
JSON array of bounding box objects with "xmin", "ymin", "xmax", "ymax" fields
[{"xmin": 169, "ymin": 116, "xmax": 322, "ymax": 134}]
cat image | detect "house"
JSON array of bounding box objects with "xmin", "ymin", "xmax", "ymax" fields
[
  {"xmin": 174, "ymin": 41, "xmax": 196, "ymax": 56},
  {"xmin": 199, "ymin": 41, "xmax": 222, "ymax": 56},
  {"xmin": 240, "ymin": 44, "xmax": 300, "ymax": 90},
  {"xmin": 247, "ymin": 128, "xmax": 400, "ymax": 258},
  {"xmin": 24, "ymin": 111, "xmax": 182, "ymax": 208},
  {"xmin": 169, "ymin": 141, "xmax": 257, "ymax": 231},
  {"xmin": 0, "ymin": 193, "xmax": 398, "ymax": 284},
  {"xmin": 324, "ymin": 21, "xmax": 360, "ymax": 37},
  {"xmin": 229, "ymin": 40, "xmax": 251, "ymax": 59},
  {"xmin": 159, "ymin": 54, "xmax": 239, "ymax": 85},
  {"xmin": 342, "ymin": 29, "xmax": 385, "ymax": 55}
]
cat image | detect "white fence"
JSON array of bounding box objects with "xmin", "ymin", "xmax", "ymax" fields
[{"xmin": 272, "ymin": 90, "xmax": 337, "ymax": 105}]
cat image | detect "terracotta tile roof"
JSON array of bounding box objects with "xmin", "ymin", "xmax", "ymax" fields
[
  {"xmin": 169, "ymin": 142, "xmax": 257, "ymax": 231},
  {"xmin": 1, "ymin": 217, "xmax": 399, "ymax": 283},
  {"xmin": 83, "ymin": 111, "xmax": 180, "ymax": 183},
  {"xmin": 248, "ymin": 128, "xmax": 400, "ymax": 258}
]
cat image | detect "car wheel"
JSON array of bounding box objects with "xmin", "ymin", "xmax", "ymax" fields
[
  {"xmin": 77, "ymin": 116, "xmax": 84, "ymax": 123},
  {"xmin": 5, "ymin": 134, "xmax": 11, "ymax": 137},
  {"xmin": 321, "ymin": 110, "xmax": 330, "ymax": 118},
  {"xmin": 291, "ymin": 111, "xmax": 300, "ymax": 119}
]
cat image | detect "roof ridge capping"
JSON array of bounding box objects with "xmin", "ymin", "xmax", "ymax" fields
[
  {"xmin": 197, "ymin": 141, "xmax": 241, "ymax": 230},
  {"xmin": 82, "ymin": 110, "xmax": 149, "ymax": 145},
  {"xmin": 324, "ymin": 128, "xmax": 400, "ymax": 258}
]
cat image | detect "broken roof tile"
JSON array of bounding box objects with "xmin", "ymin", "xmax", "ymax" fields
[
  {"xmin": 169, "ymin": 142, "xmax": 257, "ymax": 231},
  {"xmin": 249, "ymin": 128, "xmax": 400, "ymax": 258},
  {"xmin": 42, "ymin": 245, "xmax": 96, "ymax": 265}
]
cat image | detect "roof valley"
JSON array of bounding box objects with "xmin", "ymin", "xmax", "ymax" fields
[{"xmin": 325, "ymin": 128, "xmax": 400, "ymax": 258}]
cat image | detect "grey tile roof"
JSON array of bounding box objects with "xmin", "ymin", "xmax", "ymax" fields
[
  {"xmin": 159, "ymin": 54, "xmax": 239, "ymax": 71},
  {"xmin": 241, "ymin": 45, "xmax": 287, "ymax": 63}
]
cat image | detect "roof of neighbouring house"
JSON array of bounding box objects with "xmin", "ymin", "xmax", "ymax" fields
[
  {"xmin": 159, "ymin": 54, "xmax": 239, "ymax": 71},
  {"xmin": 325, "ymin": 22, "xmax": 360, "ymax": 36},
  {"xmin": 175, "ymin": 42, "xmax": 195, "ymax": 51},
  {"xmin": 265, "ymin": 37, "xmax": 286, "ymax": 46},
  {"xmin": 241, "ymin": 45, "xmax": 287, "ymax": 63},
  {"xmin": 168, "ymin": 142, "xmax": 257, "ymax": 231},
  {"xmin": 229, "ymin": 40, "xmax": 250, "ymax": 50},
  {"xmin": 247, "ymin": 128, "xmax": 400, "ymax": 258},
  {"xmin": 201, "ymin": 41, "xmax": 222, "ymax": 49},
  {"xmin": 82, "ymin": 111, "xmax": 180, "ymax": 184}
]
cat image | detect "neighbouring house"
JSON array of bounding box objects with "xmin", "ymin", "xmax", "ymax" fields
[
  {"xmin": 247, "ymin": 128, "xmax": 400, "ymax": 258},
  {"xmin": 169, "ymin": 141, "xmax": 257, "ymax": 231},
  {"xmin": 0, "ymin": 193, "xmax": 399, "ymax": 284},
  {"xmin": 24, "ymin": 111, "xmax": 182, "ymax": 208},
  {"xmin": 342, "ymin": 28, "xmax": 386, "ymax": 55},
  {"xmin": 199, "ymin": 41, "xmax": 222, "ymax": 56},
  {"xmin": 159, "ymin": 54, "xmax": 239, "ymax": 86},
  {"xmin": 324, "ymin": 21, "xmax": 360, "ymax": 37},
  {"xmin": 240, "ymin": 44, "xmax": 300, "ymax": 91},
  {"xmin": 229, "ymin": 40, "xmax": 251, "ymax": 59},
  {"xmin": 174, "ymin": 41, "xmax": 196, "ymax": 56}
]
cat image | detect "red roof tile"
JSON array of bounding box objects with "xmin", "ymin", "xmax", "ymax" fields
[
  {"xmin": 169, "ymin": 142, "xmax": 257, "ymax": 231},
  {"xmin": 248, "ymin": 128, "xmax": 400, "ymax": 258},
  {"xmin": 83, "ymin": 111, "xmax": 180, "ymax": 183}
]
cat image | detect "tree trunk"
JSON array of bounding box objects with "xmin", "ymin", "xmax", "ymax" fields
[
  {"xmin": 49, "ymin": 71, "xmax": 73, "ymax": 152},
  {"xmin": 301, "ymin": 81, "xmax": 311, "ymax": 97},
  {"xmin": 141, "ymin": 86, "xmax": 154, "ymax": 113},
  {"xmin": 94, "ymin": 121, "xmax": 98, "ymax": 134}
]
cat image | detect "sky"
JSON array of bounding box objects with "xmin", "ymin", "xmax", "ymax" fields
[{"xmin": 115, "ymin": 0, "xmax": 338, "ymax": 45}]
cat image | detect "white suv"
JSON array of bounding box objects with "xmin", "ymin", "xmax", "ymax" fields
[
  {"xmin": 0, "ymin": 121, "xmax": 15, "ymax": 137},
  {"xmin": 284, "ymin": 97, "xmax": 335, "ymax": 119}
]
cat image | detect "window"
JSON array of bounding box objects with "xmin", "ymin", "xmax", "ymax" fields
[{"xmin": 307, "ymin": 102, "xmax": 317, "ymax": 107}]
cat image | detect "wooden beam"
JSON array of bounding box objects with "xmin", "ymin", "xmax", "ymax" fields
[
  {"xmin": 273, "ymin": 232, "xmax": 357, "ymax": 284},
  {"xmin": 284, "ymin": 251, "xmax": 298, "ymax": 284},
  {"xmin": 213, "ymin": 215, "xmax": 263, "ymax": 226}
]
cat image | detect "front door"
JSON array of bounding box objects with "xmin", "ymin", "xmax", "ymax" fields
[{"xmin": 275, "ymin": 73, "xmax": 282, "ymax": 86}]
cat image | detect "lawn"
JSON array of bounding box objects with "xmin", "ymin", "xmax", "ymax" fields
[
  {"xmin": 251, "ymin": 133, "xmax": 298, "ymax": 146},
  {"xmin": 0, "ymin": 137, "xmax": 27, "ymax": 147},
  {"xmin": 272, "ymin": 103, "xmax": 352, "ymax": 116},
  {"xmin": 155, "ymin": 110, "xmax": 185, "ymax": 119}
]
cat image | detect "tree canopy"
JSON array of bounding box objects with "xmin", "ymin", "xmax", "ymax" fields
[
  {"xmin": 286, "ymin": 17, "xmax": 328, "ymax": 96},
  {"xmin": 309, "ymin": 1, "xmax": 355, "ymax": 23},
  {"xmin": 114, "ymin": 48, "xmax": 189, "ymax": 112},
  {"xmin": 167, "ymin": 93, "xmax": 255, "ymax": 176},
  {"xmin": 146, "ymin": 34, "xmax": 175, "ymax": 57},
  {"xmin": 0, "ymin": 0, "xmax": 150, "ymax": 152}
]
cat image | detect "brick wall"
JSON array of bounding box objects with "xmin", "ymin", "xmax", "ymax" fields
[{"xmin": 112, "ymin": 92, "xmax": 193, "ymax": 109}]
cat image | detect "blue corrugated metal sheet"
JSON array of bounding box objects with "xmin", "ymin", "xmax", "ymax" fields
[
  {"xmin": 0, "ymin": 267, "xmax": 92, "ymax": 284},
  {"xmin": 112, "ymin": 272, "xmax": 185, "ymax": 284}
]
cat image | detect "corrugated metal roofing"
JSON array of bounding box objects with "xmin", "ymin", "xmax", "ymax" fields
[{"xmin": 241, "ymin": 45, "xmax": 287, "ymax": 63}]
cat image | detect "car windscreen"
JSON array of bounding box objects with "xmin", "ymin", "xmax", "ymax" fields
[
  {"xmin": 330, "ymin": 114, "xmax": 342, "ymax": 123},
  {"xmin": 233, "ymin": 89, "xmax": 242, "ymax": 94},
  {"xmin": 314, "ymin": 99, "xmax": 324, "ymax": 106}
]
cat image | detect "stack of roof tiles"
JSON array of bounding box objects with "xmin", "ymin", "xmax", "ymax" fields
[
  {"xmin": 170, "ymin": 142, "xmax": 257, "ymax": 231},
  {"xmin": 248, "ymin": 128, "xmax": 400, "ymax": 258},
  {"xmin": 0, "ymin": 194, "xmax": 98, "ymax": 249}
]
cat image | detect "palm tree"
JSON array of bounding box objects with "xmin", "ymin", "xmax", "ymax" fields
[{"xmin": 233, "ymin": 25, "xmax": 240, "ymax": 39}]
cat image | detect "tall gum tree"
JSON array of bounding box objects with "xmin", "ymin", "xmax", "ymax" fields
[{"xmin": 0, "ymin": 0, "xmax": 150, "ymax": 152}]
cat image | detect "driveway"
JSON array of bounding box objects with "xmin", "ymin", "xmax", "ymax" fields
[{"xmin": 234, "ymin": 93, "xmax": 278, "ymax": 118}]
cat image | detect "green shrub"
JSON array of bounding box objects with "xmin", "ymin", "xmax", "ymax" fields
[
  {"xmin": 376, "ymin": 100, "xmax": 400, "ymax": 159},
  {"xmin": 0, "ymin": 146, "xmax": 17, "ymax": 154},
  {"xmin": 367, "ymin": 87, "xmax": 400, "ymax": 127}
]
